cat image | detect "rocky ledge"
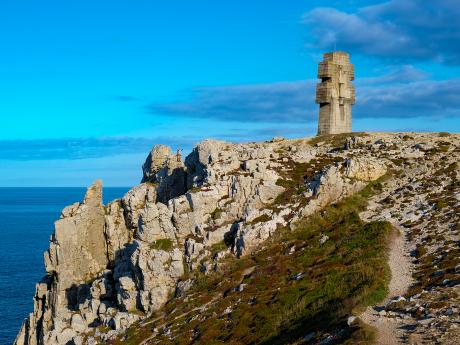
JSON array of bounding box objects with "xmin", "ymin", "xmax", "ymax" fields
[{"xmin": 15, "ymin": 132, "xmax": 459, "ymax": 345}]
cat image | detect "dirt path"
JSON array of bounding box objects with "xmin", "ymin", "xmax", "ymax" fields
[{"xmin": 360, "ymin": 225, "xmax": 413, "ymax": 345}]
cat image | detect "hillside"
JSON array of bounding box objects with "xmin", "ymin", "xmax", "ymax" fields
[{"xmin": 15, "ymin": 132, "xmax": 460, "ymax": 345}]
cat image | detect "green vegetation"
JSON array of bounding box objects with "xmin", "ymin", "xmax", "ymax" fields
[
  {"xmin": 273, "ymin": 156, "xmax": 342, "ymax": 209},
  {"xmin": 150, "ymin": 238, "xmax": 174, "ymax": 251},
  {"xmin": 210, "ymin": 240, "xmax": 229, "ymax": 255},
  {"xmin": 435, "ymin": 199, "xmax": 448, "ymax": 210},
  {"xmin": 112, "ymin": 178, "xmax": 393, "ymax": 345},
  {"xmin": 308, "ymin": 132, "xmax": 368, "ymax": 147},
  {"xmin": 248, "ymin": 213, "xmax": 272, "ymax": 225},
  {"xmin": 390, "ymin": 158, "xmax": 406, "ymax": 167},
  {"xmin": 438, "ymin": 132, "xmax": 451, "ymax": 137},
  {"xmin": 437, "ymin": 141, "xmax": 451, "ymax": 152},
  {"xmin": 210, "ymin": 207, "xmax": 223, "ymax": 220}
]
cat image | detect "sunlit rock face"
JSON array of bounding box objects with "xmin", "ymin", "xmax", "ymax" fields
[{"xmin": 17, "ymin": 132, "xmax": 459, "ymax": 345}]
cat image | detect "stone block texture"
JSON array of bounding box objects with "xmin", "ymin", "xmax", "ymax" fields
[{"xmin": 315, "ymin": 51, "xmax": 355, "ymax": 135}]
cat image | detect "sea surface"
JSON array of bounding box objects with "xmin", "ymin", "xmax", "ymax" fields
[{"xmin": 0, "ymin": 187, "xmax": 130, "ymax": 345}]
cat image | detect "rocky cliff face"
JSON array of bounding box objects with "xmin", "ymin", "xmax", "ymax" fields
[{"xmin": 15, "ymin": 132, "xmax": 458, "ymax": 345}]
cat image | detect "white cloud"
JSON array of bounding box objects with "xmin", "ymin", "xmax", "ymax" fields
[
  {"xmin": 303, "ymin": 0, "xmax": 460, "ymax": 64},
  {"xmin": 148, "ymin": 66, "xmax": 460, "ymax": 123}
]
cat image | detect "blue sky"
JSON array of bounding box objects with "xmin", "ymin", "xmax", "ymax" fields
[{"xmin": 0, "ymin": 0, "xmax": 459, "ymax": 186}]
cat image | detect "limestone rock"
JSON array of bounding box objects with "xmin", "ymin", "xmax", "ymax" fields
[
  {"xmin": 116, "ymin": 276, "xmax": 138, "ymax": 312},
  {"xmin": 105, "ymin": 200, "xmax": 131, "ymax": 263},
  {"xmin": 24, "ymin": 133, "xmax": 456, "ymax": 345},
  {"xmin": 45, "ymin": 180, "xmax": 107, "ymax": 309},
  {"xmin": 70, "ymin": 313, "xmax": 87, "ymax": 333},
  {"xmin": 234, "ymin": 208, "xmax": 291, "ymax": 257},
  {"xmin": 137, "ymin": 202, "xmax": 176, "ymax": 243},
  {"xmin": 345, "ymin": 157, "xmax": 387, "ymax": 181},
  {"xmin": 113, "ymin": 241, "xmax": 184, "ymax": 314},
  {"xmin": 175, "ymin": 279, "xmax": 194, "ymax": 298},
  {"xmin": 121, "ymin": 183, "xmax": 156, "ymax": 230},
  {"xmin": 185, "ymin": 139, "xmax": 232, "ymax": 187},
  {"xmin": 142, "ymin": 145, "xmax": 175, "ymax": 181},
  {"xmin": 142, "ymin": 145, "xmax": 187, "ymax": 203}
]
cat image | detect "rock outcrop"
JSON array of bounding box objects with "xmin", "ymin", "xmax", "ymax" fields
[{"xmin": 24, "ymin": 133, "xmax": 458, "ymax": 345}]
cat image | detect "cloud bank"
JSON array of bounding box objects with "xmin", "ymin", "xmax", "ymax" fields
[
  {"xmin": 148, "ymin": 66, "xmax": 460, "ymax": 123},
  {"xmin": 303, "ymin": 0, "xmax": 460, "ymax": 64}
]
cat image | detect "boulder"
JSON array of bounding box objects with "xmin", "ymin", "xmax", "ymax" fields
[
  {"xmin": 70, "ymin": 313, "xmax": 87, "ymax": 333},
  {"xmin": 345, "ymin": 157, "xmax": 387, "ymax": 181}
]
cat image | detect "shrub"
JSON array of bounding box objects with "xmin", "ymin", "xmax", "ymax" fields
[
  {"xmin": 210, "ymin": 207, "xmax": 223, "ymax": 220},
  {"xmin": 149, "ymin": 238, "xmax": 174, "ymax": 251}
]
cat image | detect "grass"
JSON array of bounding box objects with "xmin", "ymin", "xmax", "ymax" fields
[
  {"xmin": 210, "ymin": 240, "xmax": 229, "ymax": 255},
  {"xmin": 308, "ymin": 132, "xmax": 368, "ymax": 147},
  {"xmin": 248, "ymin": 214, "xmax": 272, "ymax": 225},
  {"xmin": 437, "ymin": 141, "xmax": 451, "ymax": 153},
  {"xmin": 210, "ymin": 207, "xmax": 223, "ymax": 220},
  {"xmin": 439, "ymin": 132, "xmax": 451, "ymax": 137},
  {"xmin": 150, "ymin": 238, "xmax": 174, "ymax": 251},
  {"xmin": 111, "ymin": 177, "xmax": 393, "ymax": 345},
  {"xmin": 273, "ymin": 155, "xmax": 343, "ymax": 209}
]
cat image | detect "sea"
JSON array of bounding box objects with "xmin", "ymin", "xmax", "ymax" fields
[{"xmin": 0, "ymin": 187, "xmax": 130, "ymax": 345}]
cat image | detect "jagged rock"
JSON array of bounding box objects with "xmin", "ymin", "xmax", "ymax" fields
[
  {"xmin": 234, "ymin": 208, "xmax": 291, "ymax": 257},
  {"xmin": 184, "ymin": 238, "xmax": 208, "ymax": 270},
  {"xmin": 169, "ymin": 195, "xmax": 196, "ymax": 238},
  {"xmin": 175, "ymin": 279, "xmax": 194, "ymax": 298},
  {"xmin": 20, "ymin": 133, "xmax": 442, "ymax": 345},
  {"xmin": 307, "ymin": 164, "xmax": 354, "ymax": 209},
  {"xmin": 105, "ymin": 200, "xmax": 131, "ymax": 263},
  {"xmin": 70, "ymin": 313, "xmax": 87, "ymax": 333},
  {"xmin": 44, "ymin": 180, "xmax": 107, "ymax": 309},
  {"xmin": 185, "ymin": 139, "xmax": 234, "ymax": 187},
  {"xmin": 56, "ymin": 328, "xmax": 77, "ymax": 345},
  {"xmin": 116, "ymin": 276, "xmax": 138, "ymax": 312},
  {"xmin": 89, "ymin": 274, "xmax": 113, "ymax": 300},
  {"xmin": 109, "ymin": 312, "xmax": 141, "ymax": 331},
  {"xmin": 61, "ymin": 202, "xmax": 81, "ymax": 218},
  {"xmin": 121, "ymin": 183, "xmax": 156, "ymax": 229},
  {"xmin": 142, "ymin": 145, "xmax": 176, "ymax": 181},
  {"xmin": 137, "ymin": 202, "xmax": 176, "ymax": 243},
  {"xmin": 347, "ymin": 316, "xmax": 357, "ymax": 326},
  {"xmin": 114, "ymin": 242, "xmax": 184, "ymax": 314},
  {"xmin": 204, "ymin": 222, "xmax": 236, "ymax": 246},
  {"xmin": 142, "ymin": 145, "xmax": 187, "ymax": 203}
]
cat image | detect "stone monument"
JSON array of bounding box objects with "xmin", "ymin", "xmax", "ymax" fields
[{"xmin": 315, "ymin": 51, "xmax": 355, "ymax": 135}]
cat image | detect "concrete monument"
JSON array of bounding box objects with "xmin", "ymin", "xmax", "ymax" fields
[{"xmin": 315, "ymin": 52, "xmax": 355, "ymax": 135}]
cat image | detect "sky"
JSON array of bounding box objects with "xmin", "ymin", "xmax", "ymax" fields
[{"xmin": 1, "ymin": 0, "xmax": 460, "ymax": 186}]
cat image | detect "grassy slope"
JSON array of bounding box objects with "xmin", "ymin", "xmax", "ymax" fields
[{"xmin": 110, "ymin": 177, "xmax": 394, "ymax": 345}]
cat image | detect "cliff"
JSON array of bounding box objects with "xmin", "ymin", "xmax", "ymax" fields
[{"xmin": 15, "ymin": 132, "xmax": 460, "ymax": 345}]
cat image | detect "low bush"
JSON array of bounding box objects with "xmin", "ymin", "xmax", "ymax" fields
[{"xmin": 150, "ymin": 238, "xmax": 174, "ymax": 251}]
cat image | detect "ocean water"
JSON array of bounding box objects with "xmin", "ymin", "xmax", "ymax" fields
[{"xmin": 0, "ymin": 187, "xmax": 130, "ymax": 345}]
